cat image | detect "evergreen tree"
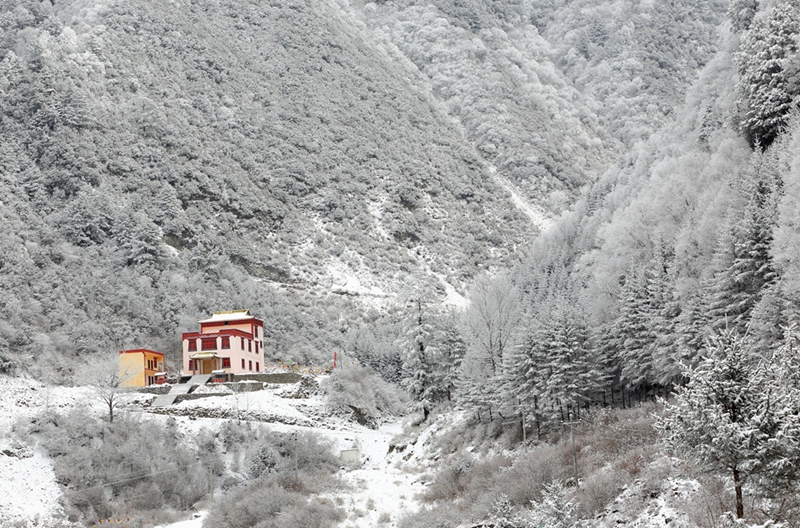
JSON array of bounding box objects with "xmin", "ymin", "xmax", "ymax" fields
[
  {"xmin": 489, "ymin": 494, "xmax": 526, "ymax": 528},
  {"xmin": 735, "ymin": 0, "xmax": 800, "ymax": 148},
  {"xmin": 526, "ymin": 481, "xmax": 580, "ymax": 528},
  {"xmin": 708, "ymin": 157, "xmax": 778, "ymax": 334},
  {"xmin": 438, "ymin": 310, "xmax": 467, "ymax": 401},
  {"xmin": 542, "ymin": 302, "xmax": 602, "ymax": 420},
  {"xmin": 659, "ymin": 330, "xmax": 800, "ymax": 519},
  {"xmin": 398, "ymin": 297, "xmax": 442, "ymax": 421},
  {"xmin": 505, "ymin": 317, "xmax": 550, "ymax": 437},
  {"xmin": 614, "ymin": 268, "xmax": 657, "ymax": 393}
]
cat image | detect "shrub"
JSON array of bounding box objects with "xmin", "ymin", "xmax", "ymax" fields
[
  {"xmin": 20, "ymin": 407, "xmax": 220, "ymax": 525},
  {"xmin": 204, "ymin": 474, "xmax": 343, "ymax": 528},
  {"xmin": 321, "ymin": 364, "xmax": 407, "ymax": 427},
  {"xmin": 244, "ymin": 430, "xmax": 339, "ymax": 479}
]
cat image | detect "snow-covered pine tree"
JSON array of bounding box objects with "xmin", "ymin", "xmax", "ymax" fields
[
  {"xmin": 437, "ymin": 310, "xmax": 467, "ymax": 402},
  {"xmin": 488, "ymin": 494, "xmax": 527, "ymax": 528},
  {"xmin": 658, "ymin": 329, "xmax": 800, "ymax": 519},
  {"xmin": 398, "ymin": 297, "xmax": 442, "ymax": 421},
  {"xmin": 773, "ymin": 118, "xmax": 800, "ymax": 323},
  {"xmin": 541, "ymin": 301, "xmax": 602, "ymax": 421},
  {"xmin": 708, "ymin": 155, "xmax": 778, "ymax": 335},
  {"xmin": 735, "ymin": 0, "xmax": 800, "ymax": 148},
  {"xmin": 504, "ymin": 317, "xmax": 549, "ymax": 438},
  {"xmin": 645, "ymin": 249, "xmax": 682, "ymax": 389},
  {"xmin": 526, "ymin": 480, "xmax": 580, "ymax": 528},
  {"xmin": 614, "ymin": 267, "xmax": 657, "ymax": 396}
]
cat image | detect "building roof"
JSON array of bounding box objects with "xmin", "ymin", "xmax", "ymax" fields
[
  {"xmin": 189, "ymin": 352, "xmax": 221, "ymax": 359},
  {"xmin": 198, "ymin": 310, "xmax": 256, "ymax": 324},
  {"xmin": 119, "ymin": 348, "xmax": 165, "ymax": 357}
]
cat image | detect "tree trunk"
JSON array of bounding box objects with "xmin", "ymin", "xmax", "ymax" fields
[{"xmin": 733, "ymin": 466, "xmax": 744, "ymax": 518}]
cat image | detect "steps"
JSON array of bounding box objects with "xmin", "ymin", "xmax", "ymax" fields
[{"xmin": 151, "ymin": 374, "xmax": 213, "ymax": 407}]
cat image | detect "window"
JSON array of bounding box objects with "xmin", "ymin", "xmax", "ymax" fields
[
  {"xmin": 202, "ymin": 338, "xmax": 217, "ymax": 351},
  {"xmin": 222, "ymin": 357, "xmax": 231, "ymax": 368},
  {"xmin": 248, "ymin": 340, "xmax": 252, "ymax": 352},
  {"xmin": 255, "ymin": 326, "xmax": 259, "ymax": 338},
  {"xmin": 249, "ymin": 360, "xmax": 252, "ymax": 371},
  {"xmin": 240, "ymin": 337, "xmax": 245, "ymax": 349},
  {"xmin": 189, "ymin": 359, "xmax": 197, "ymax": 371},
  {"xmin": 221, "ymin": 337, "xmax": 230, "ymax": 349},
  {"xmin": 188, "ymin": 340, "xmax": 197, "ymax": 352},
  {"xmin": 255, "ymin": 343, "xmax": 259, "ymax": 355},
  {"xmin": 241, "ymin": 358, "xmax": 245, "ymax": 369},
  {"xmin": 256, "ymin": 362, "xmax": 260, "ymax": 372}
]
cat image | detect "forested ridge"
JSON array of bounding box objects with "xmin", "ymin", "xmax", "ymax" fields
[{"xmin": 5, "ymin": 0, "xmax": 800, "ymax": 526}]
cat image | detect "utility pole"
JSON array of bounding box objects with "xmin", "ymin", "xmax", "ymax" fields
[
  {"xmin": 568, "ymin": 411, "xmax": 579, "ymax": 487},
  {"xmin": 293, "ymin": 432, "xmax": 298, "ymax": 480}
]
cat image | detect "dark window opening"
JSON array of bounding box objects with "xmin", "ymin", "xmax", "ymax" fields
[
  {"xmin": 222, "ymin": 357, "xmax": 231, "ymax": 368},
  {"xmin": 221, "ymin": 337, "xmax": 230, "ymax": 349},
  {"xmin": 202, "ymin": 338, "xmax": 217, "ymax": 351},
  {"xmin": 188, "ymin": 340, "xmax": 197, "ymax": 352}
]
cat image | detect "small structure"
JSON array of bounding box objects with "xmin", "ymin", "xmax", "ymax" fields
[
  {"xmin": 340, "ymin": 449, "xmax": 360, "ymax": 464},
  {"xmin": 119, "ymin": 349, "xmax": 165, "ymax": 387},
  {"xmin": 182, "ymin": 310, "xmax": 265, "ymax": 376}
]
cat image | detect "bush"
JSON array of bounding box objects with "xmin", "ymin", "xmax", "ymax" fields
[
  {"xmin": 321, "ymin": 365, "xmax": 407, "ymax": 427},
  {"xmin": 204, "ymin": 473, "xmax": 343, "ymax": 528},
  {"xmin": 244, "ymin": 430, "xmax": 339, "ymax": 479},
  {"xmin": 19, "ymin": 407, "xmax": 220, "ymax": 525}
]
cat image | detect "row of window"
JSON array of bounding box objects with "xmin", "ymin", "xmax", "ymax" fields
[
  {"xmin": 188, "ymin": 337, "xmax": 260, "ymax": 354},
  {"xmin": 187, "ymin": 359, "xmax": 260, "ymax": 372},
  {"xmin": 146, "ymin": 359, "xmax": 162, "ymax": 370}
]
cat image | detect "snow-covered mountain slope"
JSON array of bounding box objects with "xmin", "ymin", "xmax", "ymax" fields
[{"xmin": 0, "ymin": 0, "xmax": 728, "ymax": 375}]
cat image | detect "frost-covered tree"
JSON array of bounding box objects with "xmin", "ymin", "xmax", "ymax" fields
[
  {"xmin": 458, "ymin": 273, "xmax": 521, "ymax": 420},
  {"xmin": 708, "ymin": 155, "xmax": 778, "ymax": 334},
  {"xmin": 540, "ymin": 302, "xmax": 602, "ymax": 420},
  {"xmin": 614, "ymin": 268, "xmax": 657, "ymax": 392},
  {"xmin": 488, "ymin": 494, "xmax": 526, "ymax": 528},
  {"xmin": 735, "ymin": 0, "xmax": 800, "ymax": 148},
  {"xmin": 85, "ymin": 353, "xmax": 140, "ymax": 423},
  {"xmin": 659, "ymin": 329, "xmax": 800, "ymax": 518},
  {"xmin": 728, "ymin": 0, "xmax": 758, "ymax": 32},
  {"xmin": 398, "ymin": 297, "xmax": 442, "ymax": 421},
  {"xmin": 526, "ymin": 480, "xmax": 580, "ymax": 528}
]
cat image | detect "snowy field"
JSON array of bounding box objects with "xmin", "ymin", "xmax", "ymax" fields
[{"xmin": 0, "ymin": 375, "xmax": 428, "ymax": 528}]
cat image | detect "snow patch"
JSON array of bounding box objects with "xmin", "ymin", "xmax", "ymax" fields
[{"xmin": 490, "ymin": 167, "xmax": 553, "ymax": 231}]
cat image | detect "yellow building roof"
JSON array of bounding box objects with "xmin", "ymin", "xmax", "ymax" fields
[{"xmin": 189, "ymin": 352, "xmax": 221, "ymax": 359}]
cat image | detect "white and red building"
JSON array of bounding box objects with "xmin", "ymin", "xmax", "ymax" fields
[{"xmin": 182, "ymin": 310, "xmax": 265, "ymax": 376}]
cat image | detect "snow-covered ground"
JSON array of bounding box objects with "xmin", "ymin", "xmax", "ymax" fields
[
  {"xmin": 0, "ymin": 377, "xmax": 92, "ymax": 528},
  {"xmin": 0, "ymin": 375, "xmax": 427, "ymax": 528}
]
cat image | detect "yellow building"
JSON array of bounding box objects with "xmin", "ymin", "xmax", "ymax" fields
[{"xmin": 119, "ymin": 349, "xmax": 165, "ymax": 387}]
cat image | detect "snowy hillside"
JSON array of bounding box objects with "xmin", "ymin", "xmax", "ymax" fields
[{"xmin": 0, "ymin": 374, "xmax": 429, "ymax": 528}]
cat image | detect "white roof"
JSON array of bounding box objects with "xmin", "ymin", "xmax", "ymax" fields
[{"xmin": 198, "ymin": 310, "xmax": 255, "ymax": 323}]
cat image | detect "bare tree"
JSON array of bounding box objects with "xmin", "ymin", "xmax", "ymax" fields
[{"xmin": 86, "ymin": 354, "xmax": 140, "ymax": 423}]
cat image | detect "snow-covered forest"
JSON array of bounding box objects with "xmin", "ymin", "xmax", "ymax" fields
[{"xmin": 4, "ymin": 0, "xmax": 800, "ymax": 526}]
